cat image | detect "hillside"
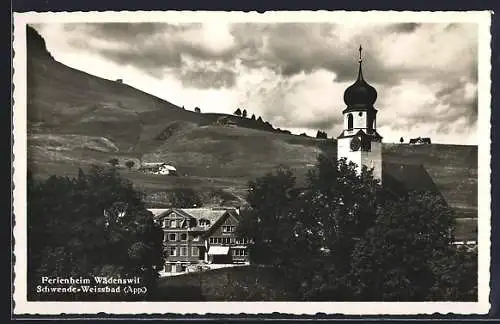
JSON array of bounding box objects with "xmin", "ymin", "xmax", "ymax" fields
[{"xmin": 26, "ymin": 26, "xmax": 478, "ymax": 240}]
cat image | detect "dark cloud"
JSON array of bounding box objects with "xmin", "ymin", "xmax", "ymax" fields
[
  {"xmin": 64, "ymin": 23, "xmax": 242, "ymax": 80},
  {"xmin": 178, "ymin": 67, "xmax": 237, "ymax": 89},
  {"xmin": 71, "ymin": 23, "xmax": 193, "ymax": 42},
  {"xmin": 435, "ymin": 80, "xmax": 478, "ymax": 126},
  {"xmin": 385, "ymin": 23, "xmax": 421, "ymax": 34}
]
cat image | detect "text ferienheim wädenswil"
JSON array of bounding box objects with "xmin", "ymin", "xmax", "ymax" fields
[{"xmin": 36, "ymin": 276, "xmax": 147, "ymax": 295}]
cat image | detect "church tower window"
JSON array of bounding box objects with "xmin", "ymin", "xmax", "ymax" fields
[{"xmin": 347, "ymin": 114, "xmax": 353, "ymax": 130}]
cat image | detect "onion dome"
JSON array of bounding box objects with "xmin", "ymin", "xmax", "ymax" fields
[{"xmin": 343, "ymin": 46, "xmax": 377, "ymax": 107}]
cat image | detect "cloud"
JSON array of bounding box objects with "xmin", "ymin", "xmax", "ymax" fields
[
  {"xmin": 179, "ymin": 66, "xmax": 237, "ymax": 89},
  {"xmin": 32, "ymin": 21, "xmax": 479, "ymax": 144}
]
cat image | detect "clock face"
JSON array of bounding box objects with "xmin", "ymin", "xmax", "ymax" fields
[{"xmin": 350, "ymin": 137, "xmax": 361, "ymax": 151}]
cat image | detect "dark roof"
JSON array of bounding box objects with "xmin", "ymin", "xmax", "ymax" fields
[
  {"xmin": 337, "ymin": 129, "xmax": 383, "ymax": 141},
  {"xmin": 343, "ymin": 59, "xmax": 378, "ymax": 108},
  {"xmin": 149, "ymin": 207, "xmax": 240, "ymax": 233},
  {"xmin": 382, "ymin": 162, "xmax": 441, "ymax": 197}
]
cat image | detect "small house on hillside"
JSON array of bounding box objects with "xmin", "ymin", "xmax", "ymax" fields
[
  {"xmin": 141, "ymin": 162, "xmax": 178, "ymax": 176},
  {"xmin": 216, "ymin": 116, "xmax": 238, "ymax": 127},
  {"xmin": 409, "ymin": 137, "xmax": 432, "ymax": 145}
]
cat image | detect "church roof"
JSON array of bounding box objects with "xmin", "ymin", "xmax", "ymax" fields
[
  {"xmin": 382, "ymin": 162, "xmax": 441, "ymax": 196},
  {"xmin": 343, "ymin": 46, "xmax": 378, "ymax": 110},
  {"xmin": 337, "ymin": 129, "xmax": 383, "ymax": 141}
]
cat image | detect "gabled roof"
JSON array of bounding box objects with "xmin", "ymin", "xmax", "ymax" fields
[
  {"xmin": 382, "ymin": 162, "xmax": 441, "ymax": 196},
  {"xmin": 149, "ymin": 207, "xmax": 239, "ymax": 233}
]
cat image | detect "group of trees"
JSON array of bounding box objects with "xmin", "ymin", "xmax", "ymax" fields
[
  {"xmin": 28, "ymin": 166, "xmax": 164, "ymax": 301},
  {"xmin": 234, "ymin": 108, "xmax": 264, "ymax": 124},
  {"xmin": 234, "ymin": 108, "xmax": 268, "ymax": 124},
  {"xmin": 233, "ymin": 108, "xmax": 248, "ymax": 118},
  {"xmin": 237, "ymin": 155, "xmax": 477, "ymax": 301},
  {"xmin": 316, "ymin": 130, "xmax": 328, "ymax": 139}
]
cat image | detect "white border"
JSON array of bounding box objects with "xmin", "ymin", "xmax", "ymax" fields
[{"xmin": 12, "ymin": 10, "xmax": 492, "ymax": 315}]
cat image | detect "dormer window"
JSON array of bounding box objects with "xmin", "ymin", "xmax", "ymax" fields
[{"xmin": 199, "ymin": 219, "xmax": 211, "ymax": 228}]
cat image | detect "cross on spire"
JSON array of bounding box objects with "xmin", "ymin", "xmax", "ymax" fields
[{"xmin": 357, "ymin": 45, "xmax": 364, "ymax": 81}]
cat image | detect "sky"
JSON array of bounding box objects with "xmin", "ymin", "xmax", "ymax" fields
[{"xmin": 32, "ymin": 21, "xmax": 479, "ymax": 144}]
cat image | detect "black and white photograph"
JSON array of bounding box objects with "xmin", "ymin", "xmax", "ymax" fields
[{"xmin": 12, "ymin": 10, "xmax": 491, "ymax": 315}]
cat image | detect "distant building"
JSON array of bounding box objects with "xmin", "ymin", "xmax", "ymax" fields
[
  {"xmin": 149, "ymin": 207, "xmax": 250, "ymax": 273},
  {"xmin": 141, "ymin": 162, "xmax": 178, "ymax": 175},
  {"xmin": 216, "ymin": 116, "xmax": 238, "ymax": 127},
  {"xmin": 115, "ymin": 79, "xmax": 123, "ymax": 83},
  {"xmin": 409, "ymin": 137, "xmax": 432, "ymax": 145}
]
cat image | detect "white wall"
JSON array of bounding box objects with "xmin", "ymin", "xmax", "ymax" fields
[
  {"xmin": 337, "ymin": 137, "xmax": 382, "ymax": 184},
  {"xmin": 360, "ymin": 141, "xmax": 382, "ymax": 183},
  {"xmin": 344, "ymin": 111, "xmax": 373, "ymax": 130}
]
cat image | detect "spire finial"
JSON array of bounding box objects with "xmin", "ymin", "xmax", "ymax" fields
[{"xmin": 357, "ymin": 45, "xmax": 364, "ymax": 81}]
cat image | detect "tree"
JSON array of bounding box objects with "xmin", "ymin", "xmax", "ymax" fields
[
  {"xmin": 236, "ymin": 166, "xmax": 298, "ymax": 265},
  {"xmin": 400, "ymin": 137, "xmax": 404, "ymax": 143},
  {"xmin": 234, "ymin": 108, "xmax": 242, "ymax": 116},
  {"xmin": 108, "ymin": 158, "xmax": 119, "ymax": 167},
  {"xmin": 347, "ymin": 192, "xmax": 456, "ymax": 301},
  {"xmin": 257, "ymin": 116, "xmax": 263, "ymax": 123},
  {"xmin": 251, "ymin": 114, "xmax": 256, "ymax": 120},
  {"xmin": 170, "ymin": 188, "xmax": 203, "ymax": 208},
  {"xmin": 237, "ymin": 153, "xmax": 473, "ymax": 301},
  {"xmin": 242, "ymin": 109, "xmax": 248, "ymax": 118},
  {"xmin": 125, "ymin": 160, "xmax": 135, "ymax": 169},
  {"xmin": 316, "ymin": 130, "xmax": 328, "ymax": 139},
  {"xmin": 27, "ymin": 166, "xmax": 164, "ymax": 301},
  {"xmin": 194, "ymin": 107, "xmax": 201, "ymax": 113}
]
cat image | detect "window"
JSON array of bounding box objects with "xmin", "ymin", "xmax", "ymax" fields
[
  {"xmin": 222, "ymin": 237, "xmax": 230, "ymax": 244},
  {"xmin": 180, "ymin": 233, "xmax": 187, "ymax": 241},
  {"xmin": 180, "ymin": 247, "xmax": 188, "ymax": 256},
  {"xmin": 169, "ymin": 233, "xmax": 177, "ymax": 241},
  {"xmin": 170, "ymin": 220, "xmax": 177, "ymax": 228},
  {"xmin": 222, "ymin": 225, "xmax": 235, "ymax": 233},
  {"xmin": 358, "ymin": 112, "xmax": 363, "ymax": 116},
  {"xmin": 347, "ymin": 114, "xmax": 353, "ymax": 130},
  {"xmin": 192, "ymin": 247, "xmax": 199, "ymax": 257},
  {"xmin": 199, "ymin": 219, "xmax": 210, "ymax": 227},
  {"xmin": 233, "ymin": 248, "xmax": 248, "ymax": 256},
  {"xmin": 169, "ymin": 247, "xmax": 177, "ymax": 256},
  {"xmin": 235, "ymin": 238, "xmax": 248, "ymax": 244},
  {"xmin": 210, "ymin": 237, "xmax": 223, "ymax": 244},
  {"xmin": 162, "ymin": 219, "xmax": 168, "ymax": 228}
]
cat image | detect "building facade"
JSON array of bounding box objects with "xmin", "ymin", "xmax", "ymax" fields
[{"xmin": 150, "ymin": 207, "xmax": 250, "ymax": 273}]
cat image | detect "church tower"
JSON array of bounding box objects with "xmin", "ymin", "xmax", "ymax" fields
[{"xmin": 337, "ymin": 46, "xmax": 383, "ymax": 183}]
